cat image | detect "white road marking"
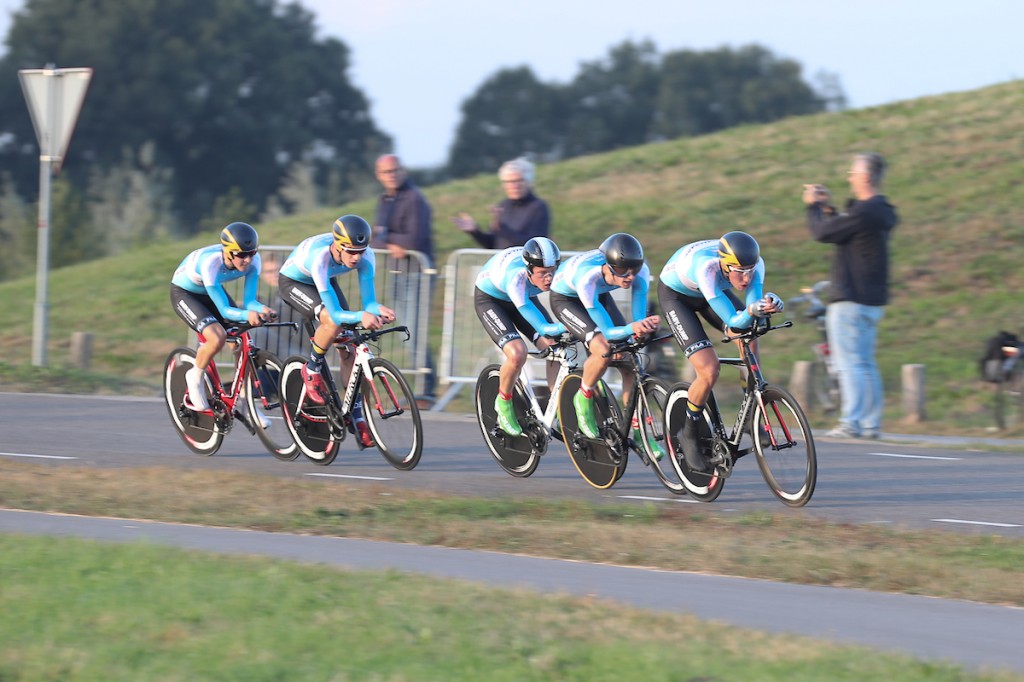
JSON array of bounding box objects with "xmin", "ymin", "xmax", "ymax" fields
[
  {"xmin": 619, "ymin": 495, "xmax": 701, "ymax": 504},
  {"xmin": 866, "ymin": 452, "xmax": 962, "ymax": 461},
  {"xmin": 305, "ymin": 473, "xmax": 393, "ymax": 481},
  {"xmin": 932, "ymin": 519, "xmax": 1021, "ymax": 528},
  {"xmin": 0, "ymin": 451, "xmax": 77, "ymax": 460}
]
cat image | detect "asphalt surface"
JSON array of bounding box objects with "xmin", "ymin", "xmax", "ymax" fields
[{"xmin": 2, "ymin": 392, "xmax": 1024, "ymax": 674}]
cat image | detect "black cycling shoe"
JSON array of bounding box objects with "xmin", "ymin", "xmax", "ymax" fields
[{"xmin": 680, "ymin": 414, "xmax": 711, "ymax": 473}]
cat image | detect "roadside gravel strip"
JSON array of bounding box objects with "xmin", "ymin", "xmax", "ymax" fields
[{"xmin": 2, "ymin": 508, "xmax": 1022, "ymax": 675}]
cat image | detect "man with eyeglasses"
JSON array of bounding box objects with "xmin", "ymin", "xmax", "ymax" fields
[
  {"xmin": 550, "ymin": 233, "xmax": 661, "ymax": 442},
  {"xmin": 657, "ymin": 231, "xmax": 784, "ymax": 472},
  {"xmin": 278, "ymin": 214, "xmax": 396, "ymax": 448},
  {"xmin": 170, "ymin": 222, "xmax": 277, "ymax": 417}
]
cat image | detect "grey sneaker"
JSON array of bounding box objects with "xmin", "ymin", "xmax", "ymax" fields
[{"xmin": 824, "ymin": 425, "xmax": 860, "ymax": 439}]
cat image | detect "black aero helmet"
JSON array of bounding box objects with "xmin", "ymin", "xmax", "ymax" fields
[
  {"xmin": 522, "ymin": 237, "xmax": 560, "ymax": 269},
  {"xmin": 599, "ymin": 233, "xmax": 644, "ymax": 272},
  {"xmin": 332, "ymin": 214, "xmax": 372, "ymax": 251},
  {"xmin": 718, "ymin": 231, "xmax": 760, "ymax": 272},
  {"xmin": 220, "ymin": 222, "xmax": 259, "ymax": 254}
]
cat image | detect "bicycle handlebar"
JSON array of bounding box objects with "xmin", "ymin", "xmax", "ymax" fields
[
  {"xmin": 529, "ymin": 332, "xmax": 577, "ymax": 359},
  {"xmin": 720, "ymin": 317, "xmax": 792, "ymax": 344},
  {"xmin": 603, "ymin": 332, "xmax": 673, "ymax": 358},
  {"xmin": 337, "ymin": 324, "xmax": 411, "ymax": 345},
  {"xmin": 225, "ymin": 320, "xmax": 299, "ymax": 337}
]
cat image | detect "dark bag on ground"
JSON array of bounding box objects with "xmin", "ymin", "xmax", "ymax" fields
[{"xmin": 979, "ymin": 330, "xmax": 1020, "ymax": 383}]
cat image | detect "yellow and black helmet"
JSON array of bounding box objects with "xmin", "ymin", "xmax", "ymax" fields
[
  {"xmin": 332, "ymin": 214, "xmax": 371, "ymax": 251},
  {"xmin": 718, "ymin": 231, "xmax": 760, "ymax": 272},
  {"xmin": 220, "ymin": 222, "xmax": 259, "ymax": 254}
]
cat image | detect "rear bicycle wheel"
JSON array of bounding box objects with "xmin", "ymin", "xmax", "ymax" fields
[
  {"xmin": 362, "ymin": 358, "xmax": 422, "ymax": 471},
  {"xmin": 751, "ymin": 385, "xmax": 817, "ymax": 507},
  {"xmin": 636, "ymin": 377, "xmax": 685, "ymax": 495},
  {"xmin": 475, "ymin": 365, "xmax": 543, "ymax": 477},
  {"xmin": 163, "ymin": 347, "xmax": 224, "ymax": 456},
  {"xmin": 664, "ymin": 382, "xmax": 724, "ymax": 502},
  {"xmin": 246, "ymin": 351, "xmax": 298, "ymax": 461},
  {"xmin": 557, "ymin": 374, "xmax": 626, "ymax": 489},
  {"xmin": 280, "ymin": 356, "xmax": 340, "ymax": 465},
  {"xmin": 994, "ymin": 368, "xmax": 1024, "ymax": 430}
]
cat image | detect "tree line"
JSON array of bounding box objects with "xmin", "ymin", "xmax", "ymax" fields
[{"xmin": 0, "ymin": 0, "xmax": 844, "ymax": 281}]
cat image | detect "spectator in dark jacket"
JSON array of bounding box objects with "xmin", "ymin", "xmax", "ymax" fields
[
  {"xmin": 803, "ymin": 152, "xmax": 898, "ymax": 439},
  {"xmin": 373, "ymin": 154, "xmax": 436, "ymax": 402},
  {"xmin": 453, "ymin": 157, "xmax": 550, "ymax": 249}
]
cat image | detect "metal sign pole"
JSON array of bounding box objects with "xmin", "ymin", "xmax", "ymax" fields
[{"xmin": 33, "ymin": 154, "xmax": 53, "ymax": 366}]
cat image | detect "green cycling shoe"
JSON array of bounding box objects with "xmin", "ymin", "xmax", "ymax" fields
[
  {"xmin": 494, "ymin": 395, "xmax": 523, "ymax": 436},
  {"xmin": 573, "ymin": 390, "xmax": 600, "ymax": 439},
  {"xmin": 632, "ymin": 426, "xmax": 664, "ymax": 461}
]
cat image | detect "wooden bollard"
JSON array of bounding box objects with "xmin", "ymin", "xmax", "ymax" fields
[
  {"xmin": 901, "ymin": 363, "xmax": 926, "ymax": 423},
  {"xmin": 70, "ymin": 332, "xmax": 93, "ymax": 370},
  {"xmin": 789, "ymin": 360, "xmax": 813, "ymax": 408}
]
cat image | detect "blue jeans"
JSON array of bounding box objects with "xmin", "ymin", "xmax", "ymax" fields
[{"xmin": 826, "ymin": 301, "xmax": 885, "ymax": 434}]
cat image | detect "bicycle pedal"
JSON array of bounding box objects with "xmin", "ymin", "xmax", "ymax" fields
[{"xmin": 233, "ymin": 409, "xmax": 257, "ymax": 436}]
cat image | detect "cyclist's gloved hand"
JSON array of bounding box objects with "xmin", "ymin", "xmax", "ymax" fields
[
  {"xmin": 748, "ymin": 300, "xmax": 768, "ymax": 318},
  {"xmin": 539, "ymin": 322, "xmax": 567, "ymax": 337},
  {"xmin": 763, "ymin": 292, "xmax": 784, "ymax": 313}
]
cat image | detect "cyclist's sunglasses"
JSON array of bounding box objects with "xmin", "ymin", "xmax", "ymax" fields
[
  {"xmin": 232, "ymin": 250, "xmax": 258, "ymax": 259},
  {"xmin": 608, "ymin": 264, "xmax": 641, "ymax": 277},
  {"xmin": 727, "ymin": 263, "xmax": 757, "ymax": 275},
  {"xmin": 340, "ymin": 245, "xmax": 368, "ymax": 254}
]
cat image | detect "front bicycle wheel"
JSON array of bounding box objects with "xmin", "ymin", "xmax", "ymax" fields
[
  {"xmin": 751, "ymin": 385, "xmax": 817, "ymax": 507},
  {"xmin": 246, "ymin": 351, "xmax": 298, "ymax": 461},
  {"xmin": 636, "ymin": 377, "xmax": 686, "ymax": 495},
  {"xmin": 279, "ymin": 356, "xmax": 340, "ymax": 465},
  {"xmin": 362, "ymin": 358, "xmax": 422, "ymax": 471},
  {"xmin": 557, "ymin": 374, "xmax": 626, "ymax": 489},
  {"xmin": 475, "ymin": 365, "xmax": 542, "ymax": 477},
  {"xmin": 163, "ymin": 347, "xmax": 224, "ymax": 456},
  {"xmin": 664, "ymin": 382, "xmax": 724, "ymax": 502},
  {"xmin": 993, "ymin": 369, "xmax": 1024, "ymax": 430}
]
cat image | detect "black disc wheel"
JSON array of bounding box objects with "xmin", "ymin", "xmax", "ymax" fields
[
  {"xmin": 751, "ymin": 385, "xmax": 817, "ymax": 507},
  {"xmin": 557, "ymin": 374, "xmax": 627, "ymax": 489},
  {"xmin": 280, "ymin": 356, "xmax": 340, "ymax": 465},
  {"xmin": 245, "ymin": 351, "xmax": 299, "ymax": 461},
  {"xmin": 664, "ymin": 382, "xmax": 724, "ymax": 502},
  {"xmin": 163, "ymin": 348, "xmax": 225, "ymax": 456},
  {"xmin": 475, "ymin": 365, "xmax": 543, "ymax": 477},
  {"xmin": 361, "ymin": 358, "xmax": 423, "ymax": 471}
]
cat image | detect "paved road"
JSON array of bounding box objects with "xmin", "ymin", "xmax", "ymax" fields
[
  {"xmin": 2, "ymin": 393, "xmax": 1024, "ymax": 674},
  {"xmin": 2, "ymin": 393, "xmax": 1022, "ymax": 537}
]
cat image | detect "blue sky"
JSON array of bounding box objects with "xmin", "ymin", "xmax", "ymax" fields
[{"xmin": 3, "ymin": 0, "xmax": 1021, "ymax": 167}]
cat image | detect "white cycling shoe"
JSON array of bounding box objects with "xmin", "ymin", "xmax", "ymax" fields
[
  {"xmin": 185, "ymin": 366, "xmax": 210, "ymax": 412},
  {"xmin": 236, "ymin": 398, "xmax": 271, "ymax": 430}
]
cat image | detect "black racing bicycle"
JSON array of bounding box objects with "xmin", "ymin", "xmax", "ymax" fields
[{"xmin": 664, "ymin": 318, "xmax": 817, "ymax": 507}]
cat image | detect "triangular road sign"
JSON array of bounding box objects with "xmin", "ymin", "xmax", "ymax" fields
[{"xmin": 19, "ymin": 67, "xmax": 92, "ymax": 173}]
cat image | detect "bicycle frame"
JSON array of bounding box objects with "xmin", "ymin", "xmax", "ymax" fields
[{"xmin": 516, "ymin": 339, "xmax": 578, "ymax": 434}]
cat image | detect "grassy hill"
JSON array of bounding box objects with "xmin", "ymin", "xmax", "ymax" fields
[{"xmin": 1, "ymin": 80, "xmax": 1022, "ymax": 433}]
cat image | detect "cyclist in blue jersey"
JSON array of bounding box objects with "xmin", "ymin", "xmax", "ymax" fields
[
  {"xmin": 277, "ymin": 214, "xmax": 396, "ymax": 448},
  {"xmin": 170, "ymin": 222, "xmax": 277, "ymax": 416},
  {"xmin": 549, "ymin": 233, "xmax": 661, "ymax": 444},
  {"xmin": 474, "ymin": 237, "xmax": 566, "ymax": 436},
  {"xmin": 658, "ymin": 231, "xmax": 783, "ymax": 472}
]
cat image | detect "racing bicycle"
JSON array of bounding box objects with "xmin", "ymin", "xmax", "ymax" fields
[
  {"xmin": 279, "ymin": 323, "xmax": 422, "ymax": 470},
  {"xmin": 664, "ymin": 317, "xmax": 817, "ymax": 507},
  {"xmin": 163, "ymin": 320, "xmax": 299, "ymax": 459},
  {"xmin": 556, "ymin": 333, "xmax": 684, "ymax": 493}
]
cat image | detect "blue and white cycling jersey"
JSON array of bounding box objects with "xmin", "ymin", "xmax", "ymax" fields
[
  {"xmin": 660, "ymin": 240, "xmax": 765, "ymax": 330},
  {"xmin": 171, "ymin": 245, "xmax": 263, "ymax": 323},
  {"xmin": 475, "ymin": 247, "xmax": 565, "ymax": 337},
  {"xmin": 280, "ymin": 233, "xmax": 383, "ymax": 325},
  {"xmin": 551, "ymin": 249, "xmax": 651, "ymax": 341}
]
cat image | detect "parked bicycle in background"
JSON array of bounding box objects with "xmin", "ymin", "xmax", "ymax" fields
[{"xmin": 788, "ymin": 280, "xmax": 839, "ymax": 414}]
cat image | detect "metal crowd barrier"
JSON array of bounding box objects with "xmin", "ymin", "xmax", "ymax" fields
[
  {"xmin": 186, "ymin": 245, "xmax": 435, "ymax": 396},
  {"xmin": 436, "ymin": 248, "xmax": 653, "ymax": 410}
]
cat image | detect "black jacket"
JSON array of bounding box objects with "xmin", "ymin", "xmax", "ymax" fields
[
  {"xmin": 469, "ymin": 192, "xmax": 550, "ymax": 250},
  {"xmin": 807, "ymin": 194, "xmax": 898, "ymax": 306}
]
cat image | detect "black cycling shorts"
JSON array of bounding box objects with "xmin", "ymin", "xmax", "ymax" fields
[
  {"xmin": 474, "ymin": 288, "xmax": 551, "ymax": 349},
  {"xmin": 278, "ymin": 275, "xmax": 348, "ymax": 323},
  {"xmin": 170, "ymin": 284, "xmax": 235, "ymax": 334},
  {"xmin": 549, "ymin": 291, "xmax": 625, "ymax": 348},
  {"xmin": 657, "ymin": 280, "xmax": 741, "ymax": 357}
]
